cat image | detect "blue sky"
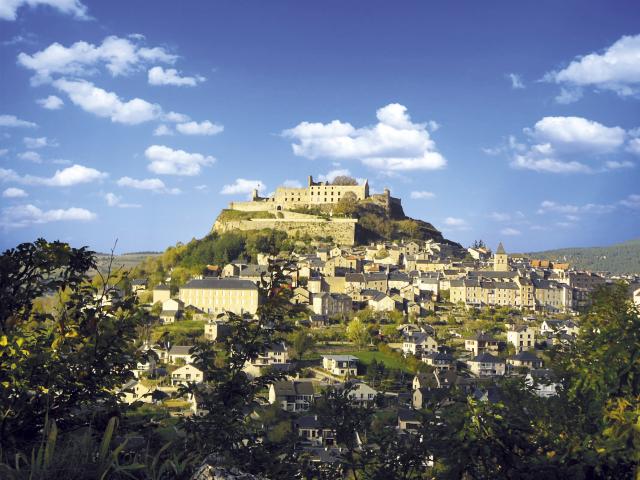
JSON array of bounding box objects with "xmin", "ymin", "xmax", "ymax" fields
[{"xmin": 0, "ymin": 0, "xmax": 639, "ymax": 253}]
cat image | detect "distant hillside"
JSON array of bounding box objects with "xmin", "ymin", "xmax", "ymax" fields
[
  {"xmin": 94, "ymin": 252, "xmax": 161, "ymax": 275},
  {"xmin": 528, "ymin": 239, "xmax": 640, "ymax": 274}
]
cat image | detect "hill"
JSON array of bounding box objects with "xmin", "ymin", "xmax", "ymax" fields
[{"xmin": 527, "ymin": 238, "xmax": 640, "ymax": 274}]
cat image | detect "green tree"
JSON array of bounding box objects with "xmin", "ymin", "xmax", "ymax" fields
[
  {"xmin": 292, "ymin": 329, "xmax": 316, "ymax": 360},
  {"xmin": 0, "ymin": 239, "xmax": 144, "ymax": 454},
  {"xmin": 346, "ymin": 317, "xmax": 370, "ymax": 348}
]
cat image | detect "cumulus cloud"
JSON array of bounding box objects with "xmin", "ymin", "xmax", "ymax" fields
[
  {"xmin": 0, "ymin": 164, "xmax": 106, "ymax": 186},
  {"xmin": 163, "ymin": 111, "xmax": 190, "ymax": 123},
  {"xmin": 507, "ymin": 73, "xmax": 525, "ymax": 89},
  {"xmin": 53, "ymin": 78, "xmax": 162, "ymax": 125},
  {"xmin": 0, "ymin": 0, "xmax": 88, "ymax": 21},
  {"xmin": 410, "ymin": 191, "xmax": 435, "ymax": 199},
  {"xmin": 220, "ymin": 178, "xmax": 266, "ymax": 196},
  {"xmin": 23, "ymin": 136, "xmax": 57, "ymax": 149},
  {"xmin": 537, "ymin": 200, "xmax": 615, "ymax": 215},
  {"xmin": 116, "ymin": 176, "xmax": 180, "ymax": 194},
  {"xmin": 18, "ymin": 151, "xmax": 42, "ymax": 163},
  {"xmin": 36, "ymin": 95, "xmax": 64, "ymax": 110},
  {"xmin": 282, "ymin": 179, "xmax": 302, "ymax": 188},
  {"xmin": 544, "ymin": 34, "xmax": 640, "ymax": 101},
  {"xmin": 148, "ymin": 66, "xmax": 205, "ymax": 86},
  {"xmin": 620, "ymin": 194, "xmax": 640, "ymax": 209},
  {"xmin": 18, "ymin": 35, "xmax": 176, "ymax": 84},
  {"xmin": 175, "ymin": 120, "xmax": 223, "ymax": 136},
  {"xmin": 2, "ymin": 187, "xmax": 27, "ymax": 198},
  {"xmin": 489, "ymin": 212, "xmax": 511, "ymax": 222},
  {"xmin": 0, "ymin": 204, "xmax": 95, "ymax": 228},
  {"xmin": 508, "ymin": 116, "xmax": 634, "ymax": 173},
  {"xmin": 500, "ymin": 227, "xmax": 521, "ymax": 236},
  {"xmin": 153, "ymin": 124, "xmax": 173, "ymax": 136},
  {"xmin": 0, "ymin": 114, "xmax": 37, "ymax": 128},
  {"xmin": 145, "ymin": 145, "xmax": 215, "ymax": 176},
  {"xmin": 442, "ymin": 217, "xmax": 470, "ymax": 231},
  {"xmin": 104, "ymin": 192, "xmax": 140, "ymax": 208},
  {"xmin": 282, "ymin": 103, "xmax": 447, "ymax": 173},
  {"xmin": 317, "ymin": 169, "xmax": 352, "ymax": 183}
]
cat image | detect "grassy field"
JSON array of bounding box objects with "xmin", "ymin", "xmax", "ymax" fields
[
  {"xmin": 94, "ymin": 252, "xmax": 160, "ymax": 275},
  {"xmin": 344, "ymin": 349, "xmax": 409, "ymax": 372}
]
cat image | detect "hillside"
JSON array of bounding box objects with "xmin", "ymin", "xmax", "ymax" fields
[{"xmin": 528, "ymin": 238, "xmax": 640, "ymax": 274}]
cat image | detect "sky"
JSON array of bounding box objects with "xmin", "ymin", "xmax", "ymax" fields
[{"xmin": 0, "ymin": 0, "xmax": 639, "ymax": 254}]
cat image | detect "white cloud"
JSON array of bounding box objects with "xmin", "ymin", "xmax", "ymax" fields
[
  {"xmin": 163, "ymin": 111, "xmax": 190, "ymax": 123},
  {"xmin": 537, "ymin": 200, "xmax": 615, "ymax": 215},
  {"xmin": 36, "ymin": 95, "xmax": 64, "ymax": 110},
  {"xmin": 145, "ymin": 145, "xmax": 216, "ymax": 176},
  {"xmin": 18, "ymin": 35, "xmax": 176, "ymax": 84},
  {"xmin": 442, "ymin": 217, "xmax": 470, "ymax": 231},
  {"xmin": 175, "ymin": 120, "xmax": 223, "ymax": 136},
  {"xmin": 2, "ymin": 187, "xmax": 27, "ymax": 198},
  {"xmin": 153, "ymin": 124, "xmax": 173, "ymax": 136},
  {"xmin": 148, "ymin": 66, "xmax": 205, "ymax": 86},
  {"xmin": 627, "ymin": 137, "xmax": 640, "ymax": 156},
  {"xmin": 0, "ymin": 204, "xmax": 95, "ymax": 228},
  {"xmin": 0, "ymin": 0, "xmax": 88, "ymax": 21},
  {"xmin": 507, "ymin": 73, "xmax": 525, "ymax": 89},
  {"xmin": 489, "ymin": 212, "xmax": 511, "ymax": 222},
  {"xmin": 53, "ymin": 78, "xmax": 162, "ymax": 125},
  {"xmin": 220, "ymin": 178, "xmax": 266, "ymax": 196},
  {"xmin": 23, "ymin": 136, "xmax": 57, "ymax": 149},
  {"xmin": 282, "ymin": 179, "xmax": 302, "ymax": 188},
  {"xmin": 500, "ymin": 227, "xmax": 521, "ymax": 236},
  {"xmin": 545, "ymin": 34, "xmax": 640, "ymax": 100},
  {"xmin": 18, "ymin": 151, "xmax": 42, "ymax": 163},
  {"xmin": 410, "ymin": 191, "xmax": 435, "ymax": 199},
  {"xmin": 620, "ymin": 194, "xmax": 640, "ymax": 209},
  {"xmin": 604, "ymin": 160, "xmax": 634, "ymax": 170},
  {"xmin": 116, "ymin": 176, "xmax": 180, "ymax": 194},
  {"xmin": 282, "ymin": 103, "xmax": 447, "ymax": 173},
  {"xmin": 555, "ymin": 87, "xmax": 583, "ymax": 104},
  {"xmin": 104, "ymin": 192, "xmax": 140, "ymax": 208},
  {"xmin": 317, "ymin": 169, "xmax": 352, "ymax": 183},
  {"xmin": 528, "ymin": 116, "xmax": 625, "ymax": 154},
  {"xmin": 0, "ymin": 164, "xmax": 106, "ymax": 187},
  {"xmin": 0, "ymin": 114, "xmax": 37, "ymax": 128},
  {"xmin": 509, "ymin": 116, "xmax": 631, "ymax": 173}
]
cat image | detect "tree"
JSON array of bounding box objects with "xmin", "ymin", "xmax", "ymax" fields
[
  {"xmin": 331, "ymin": 176, "xmax": 358, "ymax": 186},
  {"xmin": 292, "ymin": 329, "xmax": 316, "ymax": 360},
  {"xmin": 346, "ymin": 317, "xmax": 369, "ymax": 348},
  {"xmin": 334, "ymin": 192, "xmax": 359, "ymax": 217},
  {"xmin": 0, "ymin": 239, "xmax": 144, "ymax": 454},
  {"xmin": 472, "ymin": 239, "xmax": 486, "ymax": 249}
]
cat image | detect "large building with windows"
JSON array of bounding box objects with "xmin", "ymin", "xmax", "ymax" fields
[{"xmin": 179, "ymin": 278, "xmax": 259, "ymax": 315}]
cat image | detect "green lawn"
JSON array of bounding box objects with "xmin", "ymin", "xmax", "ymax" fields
[{"xmin": 344, "ymin": 349, "xmax": 409, "ymax": 372}]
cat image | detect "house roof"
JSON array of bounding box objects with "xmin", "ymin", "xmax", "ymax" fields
[
  {"xmin": 397, "ymin": 408, "xmax": 421, "ymax": 423},
  {"xmin": 496, "ymin": 242, "xmax": 506, "ymax": 255},
  {"xmin": 470, "ymin": 352, "xmax": 504, "ymax": 364},
  {"xmin": 510, "ymin": 351, "xmax": 541, "ymax": 362},
  {"xmin": 131, "ymin": 279, "xmax": 147, "ymax": 285},
  {"xmin": 153, "ymin": 284, "xmax": 171, "ymax": 291},
  {"xmin": 182, "ymin": 278, "xmax": 258, "ymax": 290},
  {"xmin": 272, "ymin": 380, "xmax": 314, "ymax": 396},
  {"xmin": 323, "ymin": 354, "xmax": 358, "ymax": 362},
  {"xmin": 169, "ymin": 345, "xmax": 193, "ymax": 356}
]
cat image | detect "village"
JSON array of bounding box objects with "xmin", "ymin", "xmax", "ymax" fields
[{"xmin": 112, "ymin": 178, "xmax": 640, "ymax": 470}]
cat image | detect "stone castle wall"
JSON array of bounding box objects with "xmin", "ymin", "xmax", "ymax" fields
[{"xmin": 213, "ymin": 217, "xmax": 358, "ymax": 245}]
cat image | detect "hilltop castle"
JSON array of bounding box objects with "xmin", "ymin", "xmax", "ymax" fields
[
  {"xmin": 229, "ymin": 176, "xmax": 369, "ymax": 212},
  {"xmin": 215, "ymin": 176, "xmax": 405, "ymax": 246}
]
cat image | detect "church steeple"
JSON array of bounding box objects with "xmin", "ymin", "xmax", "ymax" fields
[{"xmin": 494, "ymin": 242, "xmax": 509, "ymax": 272}]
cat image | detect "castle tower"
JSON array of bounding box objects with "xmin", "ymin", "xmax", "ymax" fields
[{"xmin": 494, "ymin": 242, "xmax": 509, "ymax": 272}]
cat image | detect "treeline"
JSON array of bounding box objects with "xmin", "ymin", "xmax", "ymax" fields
[{"xmin": 529, "ymin": 238, "xmax": 640, "ymax": 274}]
